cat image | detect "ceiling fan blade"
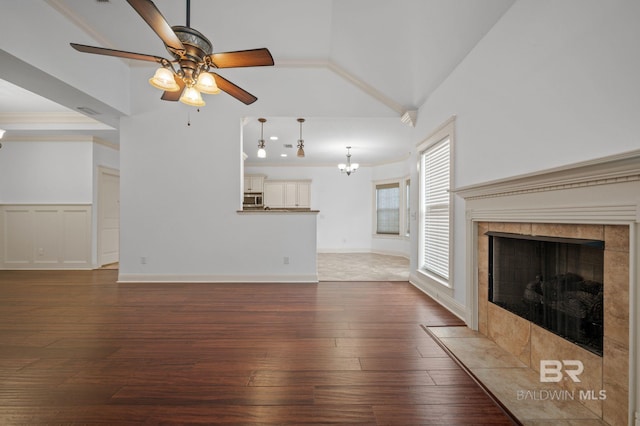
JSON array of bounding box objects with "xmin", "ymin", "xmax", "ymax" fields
[
  {"xmin": 70, "ymin": 43, "xmax": 165, "ymax": 63},
  {"xmin": 126, "ymin": 0, "xmax": 185, "ymax": 53},
  {"xmin": 213, "ymin": 73, "xmax": 258, "ymax": 105},
  {"xmin": 161, "ymin": 76, "xmax": 185, "ymax": 101},
  {"xmin": 210, "ymin": 48, "xmax": 274, "ymax": 68}
]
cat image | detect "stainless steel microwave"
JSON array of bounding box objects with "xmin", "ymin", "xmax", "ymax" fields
[{"xmin": 243, "ymin": 193, "xmax": 263, "ymax": 207}]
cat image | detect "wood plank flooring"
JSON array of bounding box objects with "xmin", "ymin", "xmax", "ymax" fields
[{"xmin": 0, "ymin": 270, "xmax": 515, "ymax": 425}]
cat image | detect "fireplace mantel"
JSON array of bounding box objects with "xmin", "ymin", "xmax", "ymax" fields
[
  {"xmin": 456, "ymin": 150, "xmax": 639, "ymax": 425},
  {"xmin": 454, "ymin": 148, "xmax": 640, "ymax": 202}
]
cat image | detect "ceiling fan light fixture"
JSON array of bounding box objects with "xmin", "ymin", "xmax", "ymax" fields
[
  {"xmin": 195, "ymin": 71, "xmax": 220, "ymax": 95},
  {"xmin": 149, "ymin": 67, "xmax": 180, "ymax": 92},
  {"xmin": 70, "ymin": 0, "xmax": 274, "ymax": 106},
  {"xmin": 180, "ymin": 86, "xmax": 206, "ymax": 107}
]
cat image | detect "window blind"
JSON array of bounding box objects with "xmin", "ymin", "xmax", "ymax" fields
[
  {"xmin": 422, "ymin": 137, "xmax": 450, "ymax": 279},
  {"xmin": 376, "ymin": 183, "xmax": 400, "ymax": 235}
]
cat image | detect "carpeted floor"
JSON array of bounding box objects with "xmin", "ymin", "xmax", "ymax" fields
[{"xmin": 317, "ymin": 252, "xmax": 410, "ymax": 281}]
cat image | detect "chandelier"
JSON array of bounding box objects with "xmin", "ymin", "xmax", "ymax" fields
[{"xmin": 338, "ymin": 146, "xmax": 359, "ymax": 176}]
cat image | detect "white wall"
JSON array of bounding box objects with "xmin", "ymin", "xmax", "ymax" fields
[
  {"xmin": 409, "ymin": 0, "xmax": 640, "ymax": 304},
  {"xmin": 118, "ymin": 70, "xmax": 319, "ymax": 281},
  {"xmin": 0, "ymin": 141, "xmax": 93, "ymax": 204},
  {"xmin": 0, "ymin": 140, "xmax": 119, "ymax": 269},
  {"xmin": 0, "ymin": 2, "xmax": 130, "ymax": 114}
]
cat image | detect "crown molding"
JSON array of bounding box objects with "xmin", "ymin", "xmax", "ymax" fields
[
  {"xmin": 0, "ymin": 135, "xmax": 118, "ymax": 150},
  {"xmin": 275, "ymin": 59, "xmax": 408, "ymax": 117},
  {"xmin": 0, "ymin": 112, "xmax": 100, "ymax": 125},
  {"xmin": 454, "ymin": 149, "xmax": 640, "ymax": 200},
  {"xmin": 94, "ymin": 137, "xmax": 119, "ymax": 150},
  {"xmin": 45, "ymin": 0, "xmax": 116, "ymax": 50}
]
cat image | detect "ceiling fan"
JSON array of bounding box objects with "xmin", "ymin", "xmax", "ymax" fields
[{"xmin": 70, "ymin": 0, "xmax": 274, "ymax": 106}]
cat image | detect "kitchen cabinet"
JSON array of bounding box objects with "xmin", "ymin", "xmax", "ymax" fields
[
  {"xmin": 244, "ymin": 175, "xmax": 264, "ymax": 193},
  {"xmin": 264, "ymin": 180, "xmax": 311, "ymax": 208}
]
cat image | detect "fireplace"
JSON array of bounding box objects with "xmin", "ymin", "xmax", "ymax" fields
[
  {"xmin": 487, "ymin": 232, "xmax": 604, "ymax": 355},
  {"xmin": 452, "ymin": 151, "xmax": 639, "ymax": 425}
]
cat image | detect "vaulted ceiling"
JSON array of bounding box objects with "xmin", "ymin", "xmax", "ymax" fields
[{"xmin": 0, "ymin": 0, "xmax": 514, "ymax": 166}]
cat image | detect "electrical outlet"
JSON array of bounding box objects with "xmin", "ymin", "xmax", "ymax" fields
[
  {"xmin": 140, "ymin": 256, "xmax": 147, "ymax": 264},
  {"xmin": 283, "ymin": 256, "xmax": 289, "ymax": 265}
]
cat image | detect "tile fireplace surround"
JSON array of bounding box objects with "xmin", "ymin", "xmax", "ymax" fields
[{"xmin": 455, "ymin": 150, "xmax": 640, "ymax": 426}]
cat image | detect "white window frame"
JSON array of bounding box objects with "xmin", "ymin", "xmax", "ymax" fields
[
  {"xmin": 417, "ymin": 117, "xmax": 455, "ymax": 290},
  {"xmin": 404, "ymin": 177, "xmax": 411, "ymax": 237},
  {"xmin": 372, "ymin": 177, "xmax": 410, "ymax": 240}
]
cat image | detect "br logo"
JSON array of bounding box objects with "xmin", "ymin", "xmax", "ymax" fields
[{"xmin": 540, "ymin": 360, "xmax": 584, "ymax": 382}]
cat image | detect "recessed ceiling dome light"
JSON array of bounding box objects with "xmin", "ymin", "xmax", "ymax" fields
[{"xmin": 270, "ymin": 136, "xmax": 278, "ymax": 141}]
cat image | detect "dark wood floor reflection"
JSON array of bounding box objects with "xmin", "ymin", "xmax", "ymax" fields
[{"xmin": 0, "ymin": 270, "xmax": 514, "ymax": 425}]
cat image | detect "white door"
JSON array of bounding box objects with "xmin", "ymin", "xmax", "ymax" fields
[{"xmin": 98, "ymin": 168, "xmax": 120, "ymax": 266}]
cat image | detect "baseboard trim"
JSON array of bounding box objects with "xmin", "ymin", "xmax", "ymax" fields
[
  {"xmin": 317, "ymin": 249, "xmax": 409, "ymax": 259},
  {"xmin": 409, "ymin": 272, "xmax": 467, "ymax": 322},
  {"xmin": 117, "ymin": 273, "xmax": 319, "ymax": 284},
  {"xmin": 317, "ymin": 248, "xmax": 372, "ymax": 254}
]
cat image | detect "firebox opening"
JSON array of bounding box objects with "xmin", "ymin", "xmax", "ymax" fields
[{"xmin": 487, "ymin": 231, "xmax": 604, "ymax": 356}]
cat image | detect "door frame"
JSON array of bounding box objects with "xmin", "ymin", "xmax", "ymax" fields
[{"xmin": 97, "ymin": 166, "xmax": 120, "ymax": 267}]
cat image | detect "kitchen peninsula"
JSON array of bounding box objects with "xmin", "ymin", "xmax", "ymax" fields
[{"xmin": 236, "ymin": 174, "xmax": 319, "ymax": 282}]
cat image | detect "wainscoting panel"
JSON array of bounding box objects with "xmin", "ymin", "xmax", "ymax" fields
[{"xmin": 0, "ymin": 205, "xmax": 92, "ymax": 269}]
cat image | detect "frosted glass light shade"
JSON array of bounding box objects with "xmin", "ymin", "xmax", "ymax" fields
[
  {"xmin": 148, "ymin": 67, "xmax": 180, "ymax": 91},
  {"xmin": 196, "ymin": 72, "xmax": 220, "ymax": 94},
  {"xmin": 257, "ymin": 147, "xmax": 266, "ymax": 158},
  {"xmin": 180, "ymin": 87, "xmax": 206, "ymax": 107}
]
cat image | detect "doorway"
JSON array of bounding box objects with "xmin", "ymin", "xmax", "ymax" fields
[{"xmin": 98, "ymin": 167, "xmax": 120, "ymax": 267}]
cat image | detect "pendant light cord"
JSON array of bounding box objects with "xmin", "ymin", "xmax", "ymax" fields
[{"xmin": 186, "ymin": 0, "xmax": 191, "ymax": 27}]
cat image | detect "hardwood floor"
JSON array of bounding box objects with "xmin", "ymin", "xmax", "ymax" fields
[{"xmin": 0, "ymin": 270, "xmax": 515, "ymax": 425}]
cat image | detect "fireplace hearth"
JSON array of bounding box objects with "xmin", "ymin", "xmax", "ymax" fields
[{"xmin": 487, "ymin": 232, "xmax": 604, "ymax": 355}]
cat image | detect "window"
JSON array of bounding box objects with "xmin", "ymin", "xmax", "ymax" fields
[
  {"xmin": 418, "ymin": 118, "xmax": 454, "ymax": 285},
  {"xmin": 375, "ymin": 182, "xmax": 400, "ymax": 235}
]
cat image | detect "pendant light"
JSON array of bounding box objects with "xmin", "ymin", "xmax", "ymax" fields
[
  {"xmin": 296, "ymin": 118, "xmax": 306, "ymax": 158},
  {"xmin": 257, "ymin": 118, "xmax": 267, "ymax": 158},
  {"xmin": 338, "ymin": 146, "xmax": 359, "ymax": 176}
]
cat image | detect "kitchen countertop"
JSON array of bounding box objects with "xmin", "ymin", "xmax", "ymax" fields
[{"xmin": 237, "ymin": 208, "xmax": 319, "ymax": 214}]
